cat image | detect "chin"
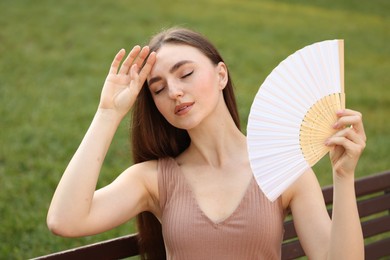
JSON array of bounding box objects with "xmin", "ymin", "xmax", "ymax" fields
[{"xmin": 170, "ymin": 118, "xmax": 200, "ymax": 131}]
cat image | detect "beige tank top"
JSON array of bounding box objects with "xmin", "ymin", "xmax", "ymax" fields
[{"xmin": 158, "ymin": 157, "xmax": 285, "ymax": 259}]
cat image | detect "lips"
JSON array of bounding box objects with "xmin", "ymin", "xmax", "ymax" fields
[{"xmin": 174, "ymin": 102, "xmax": 194, "ymax": 115}]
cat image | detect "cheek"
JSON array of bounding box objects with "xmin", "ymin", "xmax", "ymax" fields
[
  {"xmin": 195, "ymin": 71, "xmax": 221, "ymax": 98},
  {"xmin": 152, "ymin": 96, "xmax": 170, "ymax": 117}
]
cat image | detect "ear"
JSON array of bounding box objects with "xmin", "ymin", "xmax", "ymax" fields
[{"xmin": 216, "ymin": 62, "xmax": 228, "ymax": 90}]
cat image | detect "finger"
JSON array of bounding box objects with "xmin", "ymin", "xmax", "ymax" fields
[
  {"xmin": 335, "ymin": 109, "xmax": 363, "ymax": 127},
  {"xmin": 138, "ymin": 51, "xmax": 156, "ymax": 83},
  {"xmin": 329, "ymin": 127, "xmax": 365, "ymax": 147},
  {"xmin": 133, "ymin": 46, "xmax": 151, "ymax": 70},
  {"xmin": 127, "ymin": 52, "xmax": 156, "ymax": 95},
  {"xmin": 334, "ymin": 109, "xmax": 366, "ymax": 139},
  {"xmin": 118, "ymin": 45, "xmax": 142, "ymax": 75},
  {"xmin": 109, "ymin": 49, "xmax": 126, "ymax": 74},
  {"xmin": 128, "ymin": 63, "xmax": 143, "ymax": 95},
  {"xmin": 329, "ymin": 143, "xmax": 344, "ymax": 165},
  {"xmin": 326, "ymin": 127, "xmax": 366, "ymax": 157},
  {"xmin": 129, "ymin": 64, "xmax": 139, "ymax": 83},
  {"xmin": 334, "ymin": 114, "xmax": 362, "ymax": 129},
  {"xmin": 326, "ymin": 136, "xmax": 363, "ymax": 157}
]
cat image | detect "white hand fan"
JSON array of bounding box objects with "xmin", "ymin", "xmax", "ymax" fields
[{"xmin": 247, "ymin": 40, "xmax": 345, "ymax": 202}]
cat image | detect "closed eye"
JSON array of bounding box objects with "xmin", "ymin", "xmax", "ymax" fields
[
  {"xmin": 181, "ymin": 71, "xmax": 193, "ymax": 79},
  {"xmin": 154, "ymin": 86, "xmax": 165, "ymax": 95}
]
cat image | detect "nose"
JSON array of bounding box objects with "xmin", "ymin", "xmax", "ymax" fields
[{"xmin": 167, "ymin": 82, "xmax": 184, "ymax": 99}]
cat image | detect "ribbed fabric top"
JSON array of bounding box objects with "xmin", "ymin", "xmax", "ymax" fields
[{"xmin": 158, "ymin": 157, "xmax": 284, "ymax": 260}]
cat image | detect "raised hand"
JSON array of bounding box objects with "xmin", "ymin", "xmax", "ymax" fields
[
  {"xmin": 99, "ymin": 46, "xmax": 156, "ymax": 117},
  {"xmin": 325, "ymin": 109, "xmax": 367, "ymax": 178}
]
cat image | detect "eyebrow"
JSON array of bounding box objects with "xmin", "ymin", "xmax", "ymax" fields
[{"xmin": 148, "ymin": 60, "xmax": 194, "ymax": 86}]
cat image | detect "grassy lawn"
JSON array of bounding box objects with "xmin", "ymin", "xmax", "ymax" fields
[{"xmin": 0, "ymin": 0, "xmax": 388, "ymax": 258}]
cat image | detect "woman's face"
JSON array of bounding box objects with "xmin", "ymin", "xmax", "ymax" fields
[{"xmin": 147, "ymin": 44, "xmax": 228, "ymax": 130}]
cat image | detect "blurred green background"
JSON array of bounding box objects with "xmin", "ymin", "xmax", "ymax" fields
[{"xmin": 0, "ymin": 0, "xmax": 388, "ymax": 258}]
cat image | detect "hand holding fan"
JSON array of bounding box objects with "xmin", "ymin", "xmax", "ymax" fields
[{"xmin": 247, "ymin": 40, "xmax": 345, "ymax": 202}]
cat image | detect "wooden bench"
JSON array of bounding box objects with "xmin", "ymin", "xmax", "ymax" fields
[{"xmin": 35, "ymin": 170, "xmax": 390, "ymax": 260}]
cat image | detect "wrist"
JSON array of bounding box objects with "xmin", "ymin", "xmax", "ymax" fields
[
  {"xmin": 333, "ymin": 170, "xmax": 355, "ymax": 185},
  {"xmin": 95, "ymin": 108, "xmax": 124, "ymax": 127}
]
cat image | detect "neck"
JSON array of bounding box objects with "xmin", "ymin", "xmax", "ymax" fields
[{"xmin": 182, "ymin": 109, "xmax": 247, "ymax": 169}]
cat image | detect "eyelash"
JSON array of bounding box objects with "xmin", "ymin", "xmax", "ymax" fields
[
  {"xmin": 181, "ymin": 71, "xmax": 193, "ymax": 79},
  {"xmin": 154, "ymin": 87, "xmax": 164, "ymax": 95}
]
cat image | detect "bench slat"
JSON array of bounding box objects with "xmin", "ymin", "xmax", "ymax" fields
[
  {"xmin": 281, "ymin": 240, "xmax": 304, "ymax": 260},
  {"xmin": 355, "ymin": 171, "xmax": 390, "ymax": 196},
  {"xmin": 365, "ymin": 237, "xmax": 390, "ymax": 259},
  {"xmin": 283, "ymin": 186, "xmax": 390, "ymax": 240},
  {"xmin": 34, "ymin": 234, "xmax": 139, "ymax": 260},
  {"xmin": 321, "ymin": 170, "xmax": 390, "ymax": 205},
  {"xmin": 358, "ymin": 193, "xmax": 390, "ymax": 218},
  {"xmin": 282, "ymin": 220, "xmax": 295, "ymax": 240},
  {"xmin": 362, "ymin": 215, "xmax": 390, "ymax": 238}
]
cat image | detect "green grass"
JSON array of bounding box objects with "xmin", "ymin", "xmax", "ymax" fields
[{"xmin": 0, "ymin": 0, "xmax": 389, "ymax": 258}]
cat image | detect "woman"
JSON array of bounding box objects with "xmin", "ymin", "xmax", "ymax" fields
[{"xmin": 47, "ymin": 28, "xmax": 366, "ymax": 259}]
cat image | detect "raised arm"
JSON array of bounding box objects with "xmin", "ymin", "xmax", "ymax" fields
[
  {"xmin": 325, "ymin": 109, "xmax": 365, "ymax": 259},
  {"xmin": 284, "ymin": 109, "xmax": 366, "ymax": 259},
  {"xmin": 47, "ymin": 46, "xmax": 157, "ymax": 237}
]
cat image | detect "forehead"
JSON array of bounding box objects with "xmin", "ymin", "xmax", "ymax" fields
[{"xmin": 150, "ymin": 44, "xmax": 210, "ymax": 74}]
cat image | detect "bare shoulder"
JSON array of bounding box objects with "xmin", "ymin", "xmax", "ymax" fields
[
  {"xmin": 116, "ymin": 160, "xmax": 160, "ymax": 216},
  {"xmin": 125, "ymin": 160, "xmax": 158, "ymax": 177},
  {"xmin": 124, "ymin": 160, "xmax": 159, "ymax": 196},
  {"xmin": 282, "ymin": 168, "xmax": 324, "ymax": 210}
]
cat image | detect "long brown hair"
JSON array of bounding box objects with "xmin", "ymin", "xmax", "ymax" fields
[{"xmin": 130, "ymin": 27, "xmax": 241, "ymax": 260}]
